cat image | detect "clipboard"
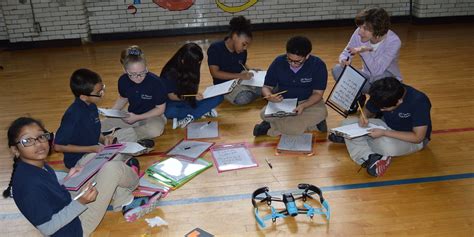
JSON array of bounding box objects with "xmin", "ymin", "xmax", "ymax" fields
[
  {"xmin": 326, "ymin": 65, "xmax": 368, "ymax": 117},
  {"xmin": 264, "ymin": 98, "xmax": 298, "ymax": 118},
  {"xmin": 63, "ymin": 144, "xmax": 124, "ymax": 191}
]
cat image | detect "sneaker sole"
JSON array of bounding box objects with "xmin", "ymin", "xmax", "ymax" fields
[
  {"xmin": 124, "ymin": 193, "xmax": 162, "ymax": 222},
  {"xmin": 375, "ymin": 156, "xmax": 392, "ymax": 177}
]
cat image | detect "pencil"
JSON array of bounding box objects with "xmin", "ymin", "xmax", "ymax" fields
[
  {"xmin": 239, "ymin": 62, "xmax": 248, "ymax": 72},
  {"xmin": 264, "ymin": 90, "xmax": 288, "ymax": 99},
  {"xmin": 182, "ymin": 94, "xmax": 198, "ymax": 97},
  {"xmin": 357, "ymin": 101, "xmax": 367, "ymax": 121}
]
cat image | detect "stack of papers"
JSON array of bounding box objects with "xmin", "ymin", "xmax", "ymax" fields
[
  {"xmin": 277, "ymin": 133, "xmax": 313, "ymax": 153},
  {"xmin": 145, "ymin": 157, "xmax": 213, "ymax": 189}
]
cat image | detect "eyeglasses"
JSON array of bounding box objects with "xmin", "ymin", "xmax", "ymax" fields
[
  {"xmin": 286, "ymin": 56, "xmax": 305, "ymax": 66},
  {"xmin": 86, "ymin": 84, "xmax": 106, "ymax": 98},
  {"xmin": 127, "ymin": 69, "xmax": 148, "ymax": 79},
  {"xmin": 16, "ymin": 133, "xmax": 52, "ymax": 147}
]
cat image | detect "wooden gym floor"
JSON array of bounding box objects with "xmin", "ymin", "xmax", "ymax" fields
[{"xmin": 0, "ymin": 22, "xmax": 473, "ymax": 237}]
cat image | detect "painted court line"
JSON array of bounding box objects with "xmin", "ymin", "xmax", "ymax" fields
[
  {"xmin": 157, "ymin": 172, "xmax": 474, "ymax": 206},
  {"xmin": 1, "ymin": 173, "xmax": 472, "ymax": 220}
]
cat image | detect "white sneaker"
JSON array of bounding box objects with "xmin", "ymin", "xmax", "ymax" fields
[
  {"xmin": 202, "ymin": 109, "xmax": 218, "ymax": 118},
  {"xmin": 172, "ymin": 118, "xmax": 179, "ymax": 129},
  {"xmin": 176, "ymin": 115, "xmax": 194, "ymax": 129}
]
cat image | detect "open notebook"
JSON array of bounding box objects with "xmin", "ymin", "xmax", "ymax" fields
[
  {"xmin": 240, "ymin": 70, "xmax": 266, "ymax": 87},
  {"xmin": 202, "ymin": 79, "xmax": 238, "ymax": 99},
  {"xmin": 264, "ymin": 98, "xmax": 298, "ymax": 118},
  {"xmin": 277, "ymin": 133, "xmax": 313, "ymax": 154},
  {"xmin": 330, "ymin": 123, "xmax": 387, "ymax": 139}
]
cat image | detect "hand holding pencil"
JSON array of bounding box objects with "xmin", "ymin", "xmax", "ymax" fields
[
  {"xmin": 358, "ymin": 101, "xmax": 369, "ymax": 128},
  {"xmin": 264, "ymin": 90, "xmax": 287, "ymax": 103}
]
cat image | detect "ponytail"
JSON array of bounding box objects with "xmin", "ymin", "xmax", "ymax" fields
[{"xmin": 3, "ymin": 156, "xmax": 19, "ymax": 198}]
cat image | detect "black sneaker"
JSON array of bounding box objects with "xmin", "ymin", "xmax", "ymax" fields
[
  {"xmin": 328, "ymin": 133, "xmax": 345, "ymax": 143},
  {"xmin": 102, "ymin": 127, "xmax": 121, "ymax": 136},
  {"xmin": 125, "ymin": 157, "xmax": 140, "ymax": 176},
  {"xmin": 360, "ymin": 154, "xmax": 392, "ymax": 177},
  {"xmin": 137, "ymin": 139, "xmax": 155, "ymax": 149},
  {"xmin": 253, "ymin": 121, "xmax": 271, "ymax": 137},
  {"xmin": 316, "ymin": 120, "xmax": 328, "ymax": 132}
]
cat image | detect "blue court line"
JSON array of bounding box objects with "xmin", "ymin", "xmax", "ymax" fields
[
  {"xmin": 157, "ymin": 172, "xmax": 474, "ymax": 207},
  {"xmin": 1, "ymin": 173, "xmax": 472, "ymax": 220}
]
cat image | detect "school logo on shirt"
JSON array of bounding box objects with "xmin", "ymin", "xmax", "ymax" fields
[
  {"xmin": 141, "ymin": 94, "xmax": 153, "ymax": 100},
  {"xmin": 398, "ymin": 112, "xmax": 411, "ymax": 118},
  {"xmin": 94, "ymin": 117, "xmax": 100, "ymax": 123},
  {"xmin": 300, "ymin": 77, "xmax": 312, "ymax": 83}
]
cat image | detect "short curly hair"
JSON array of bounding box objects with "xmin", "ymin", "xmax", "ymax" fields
[{"xmin": 355, "ymin": 7, "xmax": 391, "ymax": 37}]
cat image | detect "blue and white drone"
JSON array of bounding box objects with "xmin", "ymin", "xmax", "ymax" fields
[{"xmin": 251, "ymin": 183, "xmax": 330, "ymax": 228}]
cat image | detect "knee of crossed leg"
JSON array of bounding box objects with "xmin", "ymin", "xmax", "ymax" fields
[{"xmin": 233, "ymin": 91, "xmax": 256, "ymax": 105}]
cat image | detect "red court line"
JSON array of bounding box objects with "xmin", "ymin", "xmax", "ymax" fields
[{"xmin": 47, "ymin": 127, "xmax": 474, "ymax": 166}]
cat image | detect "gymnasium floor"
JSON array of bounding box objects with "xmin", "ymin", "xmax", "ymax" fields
[{"xmin": 0, "ymin": 22, "xmax": 473, "ymax": 236}]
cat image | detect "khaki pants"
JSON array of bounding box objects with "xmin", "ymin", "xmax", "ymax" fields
[
  {"xmin": 75, "ymin": 153, "xmax": 139, "ymax": 236},
  {"xmin": 342, "ymin": 118, "xmax": 425, "ymax": 165},
  {"xmin": 101, "ymin": 114, "xmax": 166, "ymax": 140},
  {"xmin": 224, "ymin": 84, "xmax": 261, "ymax": 105},
  {"xmin": 260, "ymin": 100, "xmax": 328, "ymax": 136}
]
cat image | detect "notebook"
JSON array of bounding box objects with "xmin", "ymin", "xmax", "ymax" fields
[
  {"xmin": 240, "ymin": 70, "xmax": 266, "ymax": 87},
  {"xmin": 166, "ymin": 140, "xmax": 214, "ymax": 161},
  {"xmin": 210, "ymin": 143, "xmax": 258, "ymax": 173},
  {"xmin": 277, "ymin": 133, "xmax": 313, "ymax": 154},
  {"xmin": 186, "ymin": 121, "xmax": 219, "ymax": 139},
  {"xmin": 98, "ymin": 108, "xmax": 129, "ymax": 118},
  {"xmin": 63, "ymin": 144, "xmax": 123, "ymax": 191},
  {"xmin": 264, "ymin": 98, "xmax": 298, "ymax": 118},
  {"xmin": 330, "ymin": 123, "xmax": 387, "ymax": 139},
  {"xmin": 202, "ymin": 79, "xmax": 238, "ymax": 99}
]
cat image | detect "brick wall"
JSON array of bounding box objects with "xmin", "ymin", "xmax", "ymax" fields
[
  {"xmin": 413, "ymin": 0, "xmax": 474, "ymax": 17},
  {"xmin": 0, "ymin": 0, "xmax": 89, "ymax": 43},
  {"xmin": 0, "ymin": 4, "xmax": 8, "ymax": 41},
  {"xmin": 0, "ymin": 0, "xmax": 471, "ymax": 43}
]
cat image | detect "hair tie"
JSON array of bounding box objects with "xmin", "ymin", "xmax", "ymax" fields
[{"xmin": 128, "ymin": 48, "xmax": 141, "ymax": 56}]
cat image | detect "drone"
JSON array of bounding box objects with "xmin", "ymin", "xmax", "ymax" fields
[{"xmin": 251, "ymin": 183, "xmax": 330, "ymax": 228}]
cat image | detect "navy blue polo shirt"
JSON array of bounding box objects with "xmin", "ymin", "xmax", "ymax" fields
[
  {"xmin": 13, "ymin": 161, "xmax": 83, "ymax": 236},
  {"xmin": 118, "ymin": 72, "xmax": 167, "ymax": 114},
  {"xmin": 207, "ymin": 39, "xmax": 247, "ymax": 85},
  {"xmin": 264, "ymin": 55, "xmax": 328, "ymax": 101},
  {"xmin": 366, "ymin": 85, "xmax": 432, "ymax": 140},
  {"xmin": 55, "ymin": 98, "xmax": 101, "ymax": 168}
]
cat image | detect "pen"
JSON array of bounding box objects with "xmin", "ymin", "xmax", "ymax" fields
[
  {"xmin": 184, "ymin": 147, "xmax": 191, "ymax": 150},
  {"xmin": 73, "ymin": 181, "xmax": 97, "ymax": 200},
  {"xmin": 265, "ymin": 158, "xmax": 273, "ymax": 169},
  {"xmin": 200, "ymin": 121, "xmax": 212, "ymax": 130},
  {"xmin": 239, "ymin": 62, "xmax": 248, "ymax": 72}
]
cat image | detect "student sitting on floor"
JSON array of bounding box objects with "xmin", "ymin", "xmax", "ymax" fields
[
  {"xmin": 54, "ymin": 69, "xmax": 140, "ymax": 169},
  {"xmin": 253, "ymin": 36, "xmax": 328, "ymax": 137},
  {"xmin": 333, "ymin": 7, "xmax": 402, "ymax": 113},
  {"xmin": 207, "ymin": 16, "xmax": 261, "ymax": 105},
  {"xmin": 329, "ymin": 77, "xmax": 431, "ymax": 177},
  {"xmin": 161, "ymin": 43, "xmax": 223, "ymax": 129},
  {"xmin": 101, "ymin": 45, "xmax": 167, "ymax": 142},
  {"xmin": 2, "ymin": 117, "xmax": 149, "ymax": 236}
]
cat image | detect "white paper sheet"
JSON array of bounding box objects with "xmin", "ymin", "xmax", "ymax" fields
[
  {"xmin": 211, "ymin": 145, "xmax": 257, "ymax": 172},
  {"xmin": 240, "ymin": 70, "xmax": 266, "ymax": 87},
  {"xmin": 202, "ymin": 79, "xmax": 237, "ymax": 99},
  {"xmin": 264, "ymin": 98, "xmax": 298, "ymax": 117},
  {"xmin": 187, "ymin": 121, "xmax": 218, "ymax": 139},
  {"xmin": 167, "ymin": 140, "xmax": 213, "ymax": 159},
  {"xmin": 277, "ymin": 133, "xmax": 313, "ymax": 152},
  {"xmin": 330, "ymin": 123, "xmax": 387, "ymax": 139},
  {"xmin": 98, "ymin": 108, "xmax": 129, "ymax": 118}
]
